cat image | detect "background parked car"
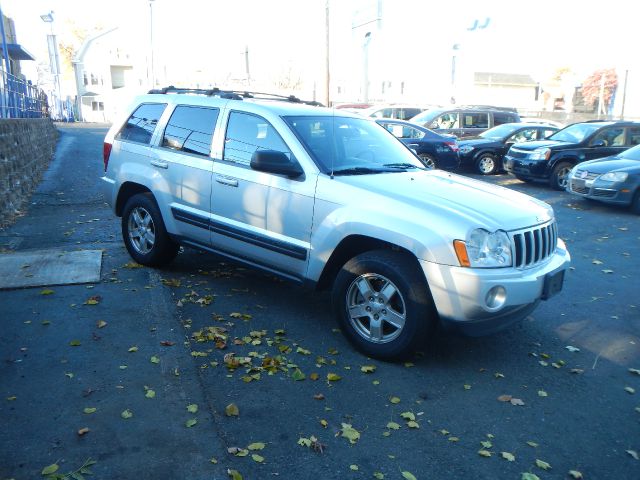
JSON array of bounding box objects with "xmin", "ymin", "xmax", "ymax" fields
[
  {"xmin": 361, "ymin": 104, "xmax": 431, "ymax": 121},
  {"xmin": 376, "ymin": 118, "xmax": 460, "ymax": 170},
  {"xmin": 410, "ymin": 105, "xmax": 520, "ymax": 138},
  {"xmin": 567, "ymin": 143, "xmax": 640, "ymax": 214},
  {"xmin": 520, "ymin": 117, "xmax": 565, "ymax": 129},
  {"xmin": 503, "ymin": 120, "xmax": 640, "ymax": 190},
  {"xmin": 458, "ymin": 123, "xmax": 559, "ymax": 175}
]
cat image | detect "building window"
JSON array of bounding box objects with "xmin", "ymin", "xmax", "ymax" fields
[
  {"xmin": 83, "ymin": 73, "xmax": 88, "ymax": 86},
  {"xmin": 91, "ymin": 74, "xmax": 98, "ymax": 85},
  {"xmin": 91, "ymin": 101, "xmax": 104, "ymax": 111}
]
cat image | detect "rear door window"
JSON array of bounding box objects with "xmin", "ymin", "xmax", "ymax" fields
[
  {"xmin": 117, "ymin": 103, "xmax": 167, "ymax": 144},
  {"xmin": 462, "ymin": 112, "xmax": 489, "ymax": 129},
  {"xmin": 162, "ymin": 105, "xmax": 219, "ymax": 157},
  {"xmin": 493, "ymin": 112, "xmax": 517, "ymax": 125}
]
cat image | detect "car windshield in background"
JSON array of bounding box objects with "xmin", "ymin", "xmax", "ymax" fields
[
  {"xmin": 619, "ymin": 144, "xmax": 640, "ymax": 160},
  {"xmin": 479, "ymin": 124, "xmax": 521, "ymax": 139},
  {"xmin": 548, "ymin": 123, "xmax": 601, "ymax": 143},
  {"xmin": 284, "ymin": 116, "xmax": 423, "ymax": 174}
]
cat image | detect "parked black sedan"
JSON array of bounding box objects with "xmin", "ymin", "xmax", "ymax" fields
[
  {"xmin": 376, "ymin": 119, "xmax": 460, "ymax": 170},
  {"xmin": 458, "ymin": 123, "xmax": 558, "ymax": 175},
  {"xmin": 567, "ymin": 143, "xmax": 640, "ymax": 214}
]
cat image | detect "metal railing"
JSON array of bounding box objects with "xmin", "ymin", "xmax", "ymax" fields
[{"xmin": 0, "ymin": 68, "xmax": 49, "ymax": 118}]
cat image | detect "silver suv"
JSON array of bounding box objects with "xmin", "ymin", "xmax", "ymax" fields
[{"xmin": 101, "ymin": 88, "xmax": 570, "ymax": 360}]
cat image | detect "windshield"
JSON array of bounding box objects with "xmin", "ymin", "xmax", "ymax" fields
[
  {"xmin": 480, "ymin": 124, "xmax": 520, "ymax": 139},
  {"xmin": 283, "ymin": 115, "xmax": 424, "ymax": 174},
  {"xmin": 409, "ymin": 110, "xmax": 440, "ymax": 125},
  {"xmin": 619, "ymin": 144, "xmax": 640, "ymax": 160},
  {"xmin": 548, "ymin": 123, "xmax": 602, "ymax": 143}
]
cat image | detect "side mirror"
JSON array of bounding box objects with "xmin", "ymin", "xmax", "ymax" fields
[
  {"xmin": 592, "ymin": 139, "xmax": 606, "ymax": 147},
  {"xmin": 250, "ymin": 150, "xmax": 304, "ymax": 179}
]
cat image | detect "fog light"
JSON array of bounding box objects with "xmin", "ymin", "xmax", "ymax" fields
[{"xmin": 486, "ymin": 286, "xmax": 507, "ymax": 309}]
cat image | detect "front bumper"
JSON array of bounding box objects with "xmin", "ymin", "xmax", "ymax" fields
[
  {"xmin": 421, "ymin": 238, "xmax": 570, "ymax": 335},
  {"xmin": 567, "ymin": 177, "xmax": 634, "ymax": 206},
  {"xmin": 503, "ymin": 155, "xmax": 548, "ymax": 179}
]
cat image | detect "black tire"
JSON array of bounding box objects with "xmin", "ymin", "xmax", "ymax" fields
[
  {"xmin": 332, "ymin": 249, "xmax": 435, "ymax": 360},
  {"xmin": 631, "ymin": 190, "xmax": 640, "ymax": 215},
  {"xmin": 418, "ymin": 153, "xmax": 437, "ymax": 170},
  {"xmin": 475, "ymin": 153, "xmax": 498, "ymax": 175},
  {"xmin": 121, "ymin": 193, "xmax": 179, "ymax": 267},
  {"xmin": 549, "ymin": 161, "xmax": 572, "ymax": 190}
]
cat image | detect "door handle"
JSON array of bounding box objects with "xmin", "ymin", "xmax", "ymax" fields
[
  {"xmin": 150, "ymin": 160, "xmax": 168, "ymax": 169},
  {"xmin": 215, "ymin": 175, "xmax": 238, "ymax": 187}
]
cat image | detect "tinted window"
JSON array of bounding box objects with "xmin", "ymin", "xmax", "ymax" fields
[
  {"xmin": 549, "ymin": 123, "xmax": 601, "ymax": 143},
  {"xmin": 591, "ymin": 127, "xmax": 624, "ymax": 147},
  {"xmin": 223, "ymin": 112, "xmax": 290, "ymax": 166},
  {"xmin": 162, "ymin": 106, "xmax": 219, "ymax": 157},
  {"xmin": 462, "ymin": 113, "xmax": 489, "ymax": 129},
  {"xmin": 117, "ymin": 103, "xmax": 167, "ymax": 144},
  {"xmin": 493, "ymin": 112, "xmax": 517, "ymax": 125},
  {"xmin": 381, "ymin": 122, "xmax": 425, "ymax": 140},
  {"xmin": 433, "ymin": 112, "xmax": 459, "ymax": 129},
  {"xmin": 627, "ymin": 127, "xmax": 640, "ymax": 146}
]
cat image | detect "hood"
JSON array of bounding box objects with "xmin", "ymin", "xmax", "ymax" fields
[
  {"xmin": 327, "ymin": 170, "xmax": 553, "ymax": 234},
  {"xmin": 512, "ymin": 140, "xmax": 566, "ymax": 151},
  {"xmin": 579, "ymin": 157, "xmax": 640, "ymax": 174}
]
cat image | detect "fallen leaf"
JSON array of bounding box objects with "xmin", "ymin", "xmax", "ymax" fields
[
  {"xmin": 390, "ymin": 396, "xmax": 401, "ymax": 404},
  {"xmin": 77, "ymin": 427, "xmax": 90, "ymax": 436},
  {"xmin": 526, "ymin": 441, "xmax": 539, "ymax": 448},
  {"xmin": 145, "ymin": 389, "xmax": 156, "ymax": 399},
  {"xmin": 478, "ymin": 450, "xmax": 492, "ymax": 457},
  {"xmin": 320, "ymin": 419, "xmax": 328, "ymax": 428},
  {"xmin": 83, "ymin": 407, "xmax": 97, "ymax": 414},
  {"xmin": 339, "ymin": 423, "xmax": 360, "ymax": 444},
  {"xmin": 326, "ymin": 373, "xmax": 341, "ymax": 382},
  {"xmin": 69, "ymin": 340, "xmax": 81, "ymax": 347},
  {"xmin": 185, "ymin": 418, "xmax": 197, "ymax": 428},
  {"xmin": 625, "ymin": 387, "xmax": 636, "ymax": 394},
  {"xmin": 535, "ymin": 459, "xmax": 551, "ymax": 470},
  {"xmin": 210, "ymin": 457, "xmax": 218, "ymax": 464},
  {"xmin": 40, "ymin": 289, "xmax": 55, "ymax": 295},
  {"xmin": 41, "ymin": 463, "xmax": 59, "ymax": 475},
  {"xmin": 401, "ymin": 412, "xmax": 416, "ymax": 421},
  {"xmin": 97, "ymin": 320, "xmax": 107, "ymax": 328},
  {"xmin": 502, "ymin": 452, "xmax": 516, "ymax": 462},
  {"xmin": 248, "ymin": 442, "xmax": 266, "ymax": 451},
  {"xmin": 251, "ymin": 454, "xmax": 264, "ymax": 463},
  {"xmin": 602, "ymin": 269, "xmax": 614, "ymax": 274},
  {"xmin": 373, "ymin": 472, "xmax": 385, "ymax": 479},
  {"xmin": 387, "ymin": 422, "xmax": 401, "ymax": 430},
  {"xmin": 481, "ymin": 441, "xmax": 492, "ymax": 449},
  {"xmin": 227, "ymin": 469, "xmax": 243, "ymax": 480},
  {"xmin": 497, "ymin": 395, "xmax": 512, "ymax": 402},
  {"xmin": 187, "ymin": 404, "xmax": 198, "ymax": 413},
  {"xmin": 565, "ymin": 345, "xmax": 580, "ymax": 352},
  {"xmin": 349, "ymin": 465, "xmax": 359, "ymax": 471},
  {"xmin": 121, "ymin": 409, "xmax": 133, "ymax": 419},
  {"xmin": 627, "ymin": 450, "xmax": 639, "ymax": 460},
  {"xmin": 361, "ymin": 365, "xmax": 376, "ymax": 373},
  {"xmin": 407, "ymin": 421, "xmax": 420, "ymax": 429},
  {"xmin": 511, "ymin": 398, "xmax": 525, "ymax": 406},
  {"xmin": 160, "ymin": 340, "xmax": 175, "ymax": 346},
  {"xmin": 569, "ymin": 470, "xmax": 583, "ymax": 479},
  {"xmin": 128, "ymin": 346, "xmax": 138, "ymax": 352},
  {"xmin": 150, "ymin": 356, "xmax": 160, "ymax": 364},
  {"xmin": 463, "ymin": 384, "xmax": 472, "ymax": 390},
  {"xmin": 629, "ymin": 368, "xmax": 640, "ymax": 375},
  {"xmin": 84, "ymin": 296, "xmax": 101, "ymax": 305},
  {"xmin": 521, "ymin": 474, "xmax": 540, "ymax": 480},
  {"xmin": 592, "ymin": 259, "xmax": 603, "ymax": 265},
  {"xmin": 401, "ymin": 471, "xmax": 417, "ymax": 480},
  {"xmin": 538, "ymin": 390, "xmax": 548, "ymax": 397},
  {"xmin": 291, "ymin": 368, "xmax": 306, "ymax": 381},
  {"xmin": 313, "ymin": 393, "xmax": 325, "ymax": 400},
  {"xmin": 309, "ymin": 373, "xmax": 319, "ymax": 381},
  {"xmin": 225, "ymin": 403, "xmax": 239, "ymax": 417}
]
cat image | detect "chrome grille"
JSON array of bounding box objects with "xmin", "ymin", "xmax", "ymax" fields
[
  {"xmin": 507, "ymin": 147, "xmax": 530, "ymax": 159},
  {"xmin": 569, "ymin": 180, "xmax": 589, "ymax": 194},
  {"xmin": 511, "ymin": 221, "xmax": 558, "ymax": 269},
  {"xmin": 573, "ymin": 169, "xmax": 598, "ymax": 180}
]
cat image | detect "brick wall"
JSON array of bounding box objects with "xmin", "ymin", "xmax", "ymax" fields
[{"xmin": 0, "ymin": 118, "xmax": 58, "ymax": 228}]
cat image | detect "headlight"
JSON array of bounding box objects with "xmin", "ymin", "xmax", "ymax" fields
[
  {"xmin": 599, "ymin": 172, "xmax": 628, "ymax": 182},
  {"xmin": 529, "ymin": 148, "xmax": 550, "ymax": 160},
  {"xmin": 454, "ymin": 228, "xmax": 512, "ymax": 268},
  {"xmin": 459, "ymin": 145, "xmax": 474, "ymax": 154}
]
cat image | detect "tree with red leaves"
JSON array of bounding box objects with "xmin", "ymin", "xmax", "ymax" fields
[{"xmin": 580, "ymin": 69, "xmax": 618, "ymax": 113}]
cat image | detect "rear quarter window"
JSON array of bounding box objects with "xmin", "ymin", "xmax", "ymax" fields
[
  {"xmin": 117, "ymin": 103, "xmax": 167, "ymax": 144},
  {"xmin": 493, "ymin": 112, "xmax": 518, "ymax": 125}
]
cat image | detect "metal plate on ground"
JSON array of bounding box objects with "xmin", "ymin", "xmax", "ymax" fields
[{"xmin": 0, "ymin": 249, "xmax": 102, "ymax": 289}]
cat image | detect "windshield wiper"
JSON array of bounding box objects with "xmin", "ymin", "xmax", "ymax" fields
[
  {"xmin": 332, "ymin": 166, "xmax": 395, "ymax": 176},
  {"xmin": 383, "ymin": 163, "xmax": 423, "ymax": 170}
]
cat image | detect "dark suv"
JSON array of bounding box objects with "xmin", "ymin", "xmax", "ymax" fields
[
  {"xmin": 410, "ymin": 105, "xmax": 520, "ymax": 138},
  {"xmin": 503, "ymin": 121, "xmax": 640, "ymax": 190}
]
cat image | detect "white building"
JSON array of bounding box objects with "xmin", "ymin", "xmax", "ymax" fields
[{"xmin": 72, "ymin": 28, "xmax": 148, "ymax": 122}]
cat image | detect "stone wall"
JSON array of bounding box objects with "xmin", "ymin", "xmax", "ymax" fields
[{"xmin": 0, "ymin": 119, "xmax": 58, "ymax": 228}]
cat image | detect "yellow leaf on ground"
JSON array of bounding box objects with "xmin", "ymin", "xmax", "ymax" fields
[{"xmin": 225, "ymin": 403, "xmax": 239, "ymax": 417}]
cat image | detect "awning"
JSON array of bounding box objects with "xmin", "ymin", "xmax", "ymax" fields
[
  {"xmin": 7, "ymin": 43, "xmax": 35, "ymax": 61},
  {"xmin": 81, "ymin": 92, "xmax": 100, "ymax": 97}
]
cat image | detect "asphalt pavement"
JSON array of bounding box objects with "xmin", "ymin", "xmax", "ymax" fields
[{"xmin": 1, "ymin": 124, "xmax": 639, "ymax": 480}]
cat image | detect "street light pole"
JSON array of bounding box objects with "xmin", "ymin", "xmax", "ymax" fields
[
  {"xmin": 40, "ymin": 11, "xmax": 62, "ymax": 120},
  {"xmin": 149, "ymin": 0, "xmax": 155, "ymax": 88}
]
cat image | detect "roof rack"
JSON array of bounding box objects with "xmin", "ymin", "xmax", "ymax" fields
[
  {"xmin": 147, "ymin": 86, "xmax": 324, "ymax": 107},
  {"xmin": 455, "ymin": 105, "xmax": 518, "ymax": 112}
]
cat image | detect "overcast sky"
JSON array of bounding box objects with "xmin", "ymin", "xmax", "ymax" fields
[{"xmin": 3, "ymin": 0, "xmax": 636, "ymax": 100}]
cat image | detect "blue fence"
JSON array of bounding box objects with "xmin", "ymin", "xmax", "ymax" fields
[{"xmin": 0, "ymin": 68, "xmax": 49, "ymax": 119}]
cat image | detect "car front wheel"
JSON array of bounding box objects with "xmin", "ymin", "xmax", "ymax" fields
[
  {"xmin": 476, "ymin": 153, "xmax": 498, "ymax": 175},
  {"xmin": 332, "ymin": 250, "xmax": 435, "ymax": 360},
  {"xmin": 121, "ymin": 193, "xmax": 179, "ymax": 267},
  {"xmin": 418, "ymin": 154, "xmax": 437, "ymax": 169},
  {"xmin": 549, "ymin": 161, "xmax": 572, "ymax": 190}
]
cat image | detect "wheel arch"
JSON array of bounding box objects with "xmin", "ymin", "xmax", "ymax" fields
[
  {"xmin": 315, "ymin": 235, "xmax": 425, "ymax": 291},
  {"xmin": 115, "ymin": 182, "xmax": 153, "ymax": 217}
]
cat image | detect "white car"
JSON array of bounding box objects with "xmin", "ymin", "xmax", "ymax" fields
[{"xmin": 101, "ymin": 87, "xmax": 570, "ymax": 360}]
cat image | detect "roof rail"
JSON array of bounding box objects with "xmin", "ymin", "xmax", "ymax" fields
[
  {"xmin": 146, "ymin": 86, "xmax": 324, "ymax": 106},
  {"xmin": 456, "ymin": 104, "xmax": 518, "ymax": 112}
]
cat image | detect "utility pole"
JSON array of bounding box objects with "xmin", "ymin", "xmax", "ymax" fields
[
  {"xmin": 244, "ymin": 46, "xmax": 250, "ymax": 86},
  {"xmin": 324, "ymin": 0, "xmax": 330, "ymax": 106},
  {"xmin": 149, "ymin": 0, "xmax": 155, "ymax": 88}
]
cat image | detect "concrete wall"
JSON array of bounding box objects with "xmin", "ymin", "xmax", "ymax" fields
[{"xmin": 0, "ymin": 119, "xmax": 58, "ymax": 228}]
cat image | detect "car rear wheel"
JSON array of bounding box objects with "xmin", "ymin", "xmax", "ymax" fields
[
  {"xmin": 476, "ymin": 153, "xmax": 498, "ymax": 175},
  {"xmin": 122, "ymin": 193, "xmax": 179, "ymax": 267},
  {"xmin": 418, "ymin": 154, "xmax": 437, "ymax": 170},
  {"xmin": 549, "ymin": 162, "xmax": 572, "ymax": 190},
  {"xmin": 332, "ymin": 249, "xmax": 435, "ymax": 360}
]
